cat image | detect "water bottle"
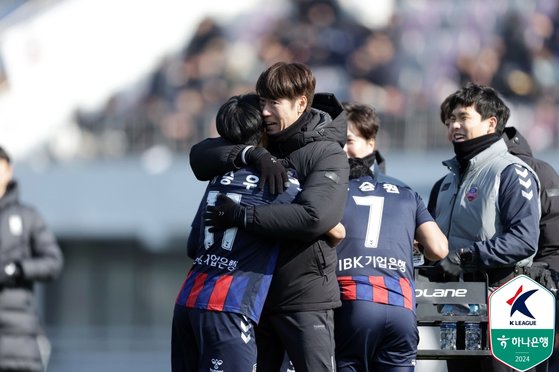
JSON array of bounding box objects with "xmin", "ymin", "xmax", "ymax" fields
[
  {"xmin": 465, "ymin": 322, "xmax": 482, "ymax": 350},
  {"xmin": 440, "ymin": 321, "xmax": 457, "ymax": 350},
  {"xmin": 465, "ymin": 304, "xmax": 483, "ymax": 350},
  {"xmin": 468, "ymin": 304, "xmax": 480, "ymax": 315}
]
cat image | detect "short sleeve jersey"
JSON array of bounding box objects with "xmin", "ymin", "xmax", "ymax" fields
[{"xmin": 336, "ymin": 175, "xmax": 433, "ymax": 312}]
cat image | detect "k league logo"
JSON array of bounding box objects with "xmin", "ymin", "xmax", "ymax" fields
[
  {"xmin": 489, "ymin": 275, "xmax": 555, "ymax": 371},
  {"xmin": 507, "ymin": 285, "xmax": 537, "ymax": 324}
]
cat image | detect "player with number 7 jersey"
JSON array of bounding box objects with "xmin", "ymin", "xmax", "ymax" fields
[{"xmin": 334, "ymin": 164, "xmax": 448, "ymax": 371}]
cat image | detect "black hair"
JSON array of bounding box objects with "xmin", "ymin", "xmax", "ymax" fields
[
  {"xmin": 216, "ymin": 93, "xmax": 263, "ymax": 146},
  {"xmin": 0, "ymin": 146, "xmax": 11, "ymax": 164},
  {"xmin": 256, "ymin": 62, "xmax": 316, "ymax": 111},
  {"xmin": 343, "ymin": 102, "xmax": 379, "ymax": 140},
  {"xmin": 440, "ymin": 82, "xmax": 510, "ymax": 134}
]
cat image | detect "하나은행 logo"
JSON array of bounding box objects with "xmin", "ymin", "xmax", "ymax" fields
[{"xmin": 489, "ymin": 275, "xmax": 555, "ymax": 371}]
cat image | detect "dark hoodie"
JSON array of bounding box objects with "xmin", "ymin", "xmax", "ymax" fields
[
  {"xmin": 189, "ymin": 95, "xmax": 349, "ymax": 312},
  {"xmin": 502, "ymin": 127, "xmax": 559, "ymax": 270}
]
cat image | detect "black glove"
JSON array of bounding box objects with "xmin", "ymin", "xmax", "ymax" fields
[
  {"xmin": 245, "ymin": 147, "xmax": 288, "ymax": 195},
  {"xmin": 437, "ymin": 248, "xmax": 465, "ymax": 278},
  {"xmin": 204, "ymin": 194, "xmax": 246, "ymax": 232},
  {"xmin": 0, "ymin": 262, "xmax": 22, "ymax": 285},
  {"xmin": 523, "ymin": 262, "xmax": 558, "ymax": 295}
]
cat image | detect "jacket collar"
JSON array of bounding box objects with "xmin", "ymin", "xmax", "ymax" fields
[
  {"xmin": 267, "ymin": 107, "xmax": 347, "ymax": 158},
  {"xmin": 502, "ymin": 126, "xmax": 533, "ymax": 157},
  {"xmin": 444, "ymin": 139, "xmax": 508, "ymax": 173}
]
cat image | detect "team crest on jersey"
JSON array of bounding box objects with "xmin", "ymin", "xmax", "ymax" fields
[
  {"xmin": 359, "ymin": 181, "xmax": 375, "ymax": 192},
  {"xmin": 9, "ymin": 215, "xmax": 23, "ymax": 236},
  {"xmin": 466, "ymin": 186, "xmax": 478, "ymax": 202}
]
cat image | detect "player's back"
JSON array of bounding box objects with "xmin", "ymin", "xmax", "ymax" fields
[
  {"xmin": 177, "ymin": 167, "xmax": 300, "ymax": 322},
  {"xmin": 336, "ymin": 175, "xmax": 431, "ymax": 310}
]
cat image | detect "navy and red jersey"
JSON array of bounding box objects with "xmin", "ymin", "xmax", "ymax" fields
[
  {"xmin": 336, "ymin": 176, "xmax": 433, "ymax": 312},
  {"xmin": 176, "ymin": 167, "xmax": 299, "ymax": 323}
]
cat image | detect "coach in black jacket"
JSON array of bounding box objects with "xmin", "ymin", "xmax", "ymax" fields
[
  {"xmin": 502, "ymin": 127, "xmax": 559, "ymax": 371},
  {"xmin": 190, "ymin": 62, "xmax": 349, "ymax": 372},
  {"xmin": 0, "ymin": 146, "xmax": 64, "ymax": 372},
  {"xmin": 502, "ymin": 127, "xmax": 559, "ymax": 271}
]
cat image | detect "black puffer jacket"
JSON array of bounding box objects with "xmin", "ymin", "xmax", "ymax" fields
[
  {"xmin": 502, "ymin": 127, "xmax": 559, "ymax": 270},
  {"xmin": 0, "ymin": 181, "xmax": 64, "ymax": 371},
  {"xmin": 189, "ymin": 96, "xmax": 349, "ymax": 312}
]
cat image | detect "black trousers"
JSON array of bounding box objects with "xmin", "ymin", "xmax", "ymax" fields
[{"xmin": 256, "ymin": 309, "xmax": 336, "ymax": 372}]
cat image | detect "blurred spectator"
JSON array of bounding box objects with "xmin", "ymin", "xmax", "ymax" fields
[{"xmin": 73, "ymin": 0, "xmax": 559, "ymax": 159}]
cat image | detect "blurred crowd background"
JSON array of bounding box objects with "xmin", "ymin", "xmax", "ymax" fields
[
  {"xmin": 65, "ymin": 0, "xmax": 559, "ymax": 157},
  {"xmin": 2, "ymin": 0, "xmax": 559, "ymax": 161},
  {"xmin": 0, "ymin": 0, "xmax": 558, "ymax": 371}
]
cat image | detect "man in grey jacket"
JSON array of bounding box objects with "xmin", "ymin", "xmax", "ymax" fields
[
  {"xmin": 0, "ymin": 146, "xmax": 64, "ymax": 372},
  {"xmin": 429, "ymin": 83, "xmax": 541, "ymax": 372}
]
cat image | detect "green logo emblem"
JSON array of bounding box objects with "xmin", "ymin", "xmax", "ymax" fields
[{"xmin": 489, "ymin": 275, "xmax": 555, "ymax": 371}]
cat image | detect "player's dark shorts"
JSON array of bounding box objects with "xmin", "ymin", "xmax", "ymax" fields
[
  {"xmin": 334, "ymin": 301, "xmax": 418, "ymax": 372},
  {"xmin": 171, "ymin": 304, "xmax": 257, "ymax": 372},
  {"xmin": 256, "ymin": 309, "xmax": 336, "ymax": 372}
]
